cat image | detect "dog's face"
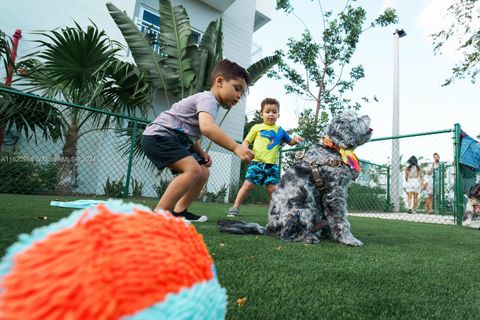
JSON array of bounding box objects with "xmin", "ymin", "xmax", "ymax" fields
[{"xmin": 326, "ymin": 111, "xmax": 373, "ymax": 149}]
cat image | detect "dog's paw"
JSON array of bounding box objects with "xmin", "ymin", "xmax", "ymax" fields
[
  {"xmin": 297, "ymin": 232, "xmax": 320, "ymax": 244},
  {"xmin": 337, "ymin": 235, "xmax": 363, "ymax": 247}
]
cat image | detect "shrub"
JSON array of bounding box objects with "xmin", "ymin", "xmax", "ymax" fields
[
  {"xmin": 103, "ymin": 176, "xmax": 125, "ymax": 198},
  {"xmin": 0, "ymin": 153, "xmax": 58, "ymax": 194},
  {"xmin": 131, "ymin": 178, "xmax": 144, "ymax": 197},
  {"xmin": 202, "ymin": 184, "xmax": 228, "ymax": 203},
  {"xmin": 348, "ymin": 183, "xmax": 386, "ymax": 212}
]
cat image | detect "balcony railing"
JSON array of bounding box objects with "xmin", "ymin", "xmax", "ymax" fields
[
  {"xmin": 134, "ymin": 17, "xmax": 161, "ymax": 54},
  {"xmin": 133, "ymin": 17, "xmax": 263, "ymax": 61}
]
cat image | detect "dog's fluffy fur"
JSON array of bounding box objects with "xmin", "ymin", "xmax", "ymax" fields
[
  {"xmin": 462, "ymin": 183, "xmax": 480, "ymax": 229},
  {"xmin": 218, "ymin": 111, "xmax": 372, "ymax": 246}
]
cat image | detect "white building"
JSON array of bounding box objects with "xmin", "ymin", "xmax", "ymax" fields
[{"xmin": 1, "ymin": 0, "xmax": 274, "ymax": 198}]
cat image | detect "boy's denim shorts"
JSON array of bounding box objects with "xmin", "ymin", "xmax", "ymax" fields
[
  {"xmin": 141, "ymin": 129, "xmax": 205, "ymax": 172},
  {"xmin": 245, "ymin": 161, "xmax": 279, "ymax": 185}
]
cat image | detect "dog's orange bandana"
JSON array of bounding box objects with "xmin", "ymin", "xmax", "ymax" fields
[{"xmin": 322, "ymin": 136, "xmax": 361, "ymax": 172}]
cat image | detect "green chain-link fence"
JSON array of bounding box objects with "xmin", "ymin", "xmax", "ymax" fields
[
  {"xmin": 0, "ymin": 88, "xmax": 243, "ymax": 203},
  {"xmin": 1, "ymin": 87, "xmax": 476, "ymax": 225}
]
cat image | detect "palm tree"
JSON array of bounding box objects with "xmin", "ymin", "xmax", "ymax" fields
[{"xmin": 16, "ymin": 22, "xmax": 152, "ymax": 194}]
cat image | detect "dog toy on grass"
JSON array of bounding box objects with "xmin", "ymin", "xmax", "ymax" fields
[{"xmin": 0, "ymin": 200, "xmax": 226, "ymax": 320}]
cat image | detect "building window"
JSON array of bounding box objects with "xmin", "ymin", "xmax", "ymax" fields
[{"xmin": 135, "ymin": 7, "xmax": 202, "ymax": 54}]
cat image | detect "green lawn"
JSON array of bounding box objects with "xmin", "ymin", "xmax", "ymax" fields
[{"xmin": 1, "ymin": 194, "xmax": 480, "ymax": 319}]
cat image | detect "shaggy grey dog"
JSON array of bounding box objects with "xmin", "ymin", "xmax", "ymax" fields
[{"xmin": 218, "ymin": 111, "xmax": 372, "ymax": 246}]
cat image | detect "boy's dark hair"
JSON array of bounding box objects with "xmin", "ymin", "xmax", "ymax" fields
[
  {"xmin": 210, "ymin": 59, "xmax": 250, "ymax": 86},
  {"xmin": 260, "ymin": 98, "xmax": 280, "ymax": 112},
  {"xmin": 433, "ymin": 152, "xmax": 439, "ymax": 157}
]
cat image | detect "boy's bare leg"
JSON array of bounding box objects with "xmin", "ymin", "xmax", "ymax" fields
[
  {"xmin": 155, "ymin": 156, "xmax": 202, "ymax": 212},
  {"xmin": 174, "ymin": 165, "xmax": 209, "ymax": 213},
  {"xmin": 233, "ymin": 180, "xmax": 255, "ymax": 208},
  {"xmin": 266, "ymin": 184, "xmax": 276, "ymax": 200}
]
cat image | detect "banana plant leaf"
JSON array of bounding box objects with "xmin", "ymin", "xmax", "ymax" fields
[
  {"xmin": 248, "ymin": 55, "xmax": 281, "ymax": 86},
  {"xmin": 158, "ymin": 0, "xmax": 198, "ymax": 98},
  {"xmin": 106, "ymin": 2, "xmax": 175, "ymax": 106}
]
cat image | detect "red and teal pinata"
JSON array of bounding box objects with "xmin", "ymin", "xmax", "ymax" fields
[{"xmin": 0, "ymin": 200, "xmax": 227, "ymax": 319}]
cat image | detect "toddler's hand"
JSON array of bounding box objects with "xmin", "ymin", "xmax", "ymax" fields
[
  {"xmin": 233, "ymin": 145, "xmax": 254, "ymax": 163},
  {"xmin": 293, "ymin": 136, "xmax": 304, "ymax": 144}
]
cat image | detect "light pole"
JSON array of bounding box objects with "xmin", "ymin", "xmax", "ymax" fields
[{"xmin": 391, "ymin": 28, "xmax": 406, "ymax": 212}]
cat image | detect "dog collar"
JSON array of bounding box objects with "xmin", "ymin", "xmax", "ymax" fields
[
  {"xmin": 322, "ymin": 136, "xmax": 361, "ymax": 172},
  {"xmin": 322, "ymin": 136, "xmax": 339, "ymax": 150}
]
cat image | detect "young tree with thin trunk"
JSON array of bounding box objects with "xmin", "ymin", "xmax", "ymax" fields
[{"xmin": 270, "ymin": 0, "xmax": 398, "ymax": 141}]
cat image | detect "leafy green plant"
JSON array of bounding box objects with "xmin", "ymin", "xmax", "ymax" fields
[
  {"xmin": 348, "ymin": 183, "xmax": 386, "ymax": 212},
  {"xmin": 103, "ymin": 176, "xmax": 125, "ymax": 198},
  {"xmin": 202, "ymin": 191, "xmax": 217, "ymax": 203},
  {"xmin": 202, "ymin": 184, "xmax": 228, "ymax": 203},
  {"xmin": 131, "ymin": 178, "xmax": 144, "ymax": 197},
  {"xmin": 0, "ymin": 153, "xmax": 58, "ymax": 194}
]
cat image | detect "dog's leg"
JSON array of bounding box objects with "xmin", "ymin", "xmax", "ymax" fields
[
  {"xmin": 278, "ymin": 210, "xmax": 320, "ymax": 244},
  {"xmin": 324, "ymin": 188, "xmax": 363, "ymax": 246}
]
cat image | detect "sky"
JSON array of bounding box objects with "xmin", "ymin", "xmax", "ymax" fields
[{"xmin": 246, "ymin": 0, "xmax": 480, "ymax": 164}]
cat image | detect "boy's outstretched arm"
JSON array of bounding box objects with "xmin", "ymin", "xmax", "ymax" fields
[
  {"xmin": 288, "ymin": 136, "xmax": 304, "ymax": 146},
  {"xmin": 199, "ymin": 112, "xmax": 254, "ymax": 163}
]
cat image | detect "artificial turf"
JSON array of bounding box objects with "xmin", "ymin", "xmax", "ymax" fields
[{"xmin": 1, "ymin": 194, "xmax": 480, "ymax": 319}]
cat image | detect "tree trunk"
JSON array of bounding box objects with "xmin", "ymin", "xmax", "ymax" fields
[
  {"xmin": 55, "ymin": 124, "xmax": 79, "ymax": 195},
  {"xmin": 313, "ymin": 98, "xmax": 322, "ymax": 142}
]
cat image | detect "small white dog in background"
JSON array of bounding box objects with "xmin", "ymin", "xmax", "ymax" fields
[{"xmin": 462, "ymin": 183, "xmax": 480, "ymax": 229}]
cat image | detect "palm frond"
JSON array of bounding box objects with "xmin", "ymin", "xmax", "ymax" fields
[
  {"xmin": 37, "ymin": 25, "xmax": 116, "ymax": 100},
  {"xmin": 115, "ymin": 125, "xmax": 147, "ymax": 159},
  {"xmin": 100, "ymin": 59, "xmax": 153, "ymax": 116},
  {"xmin": 0, "ymin": 86, "xmax": 66, "ymax": 142},
  {"xmin": 0, "ymin": 30, "xmax": 14, "ymax": 77}
]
